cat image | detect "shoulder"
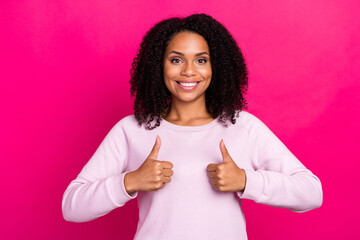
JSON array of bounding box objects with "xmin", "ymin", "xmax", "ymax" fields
[
  {"xmin": 96, "ymin": 114, "xmax": 141, "ymax": 146},
  {"xmin": 103, "ymin": 114, "xmax": 140, "ymax": 138},
  {"xmin": 235, "ymin": 110, "xmax": 266, "ymax": 128},
  {"xmin": 235, "ymin": 110, "xmax": 282, "ymax": 145},
  {"xmin": 117, "ymin": 114, "xmax": 137, "ymax": 125},
  {"xmin": 112, "ymin": 114, "xmax": 139, "ymax": 130},
  {"xmin": 232, "ymin": 110, "xmax": 275, "ymax": 136}
]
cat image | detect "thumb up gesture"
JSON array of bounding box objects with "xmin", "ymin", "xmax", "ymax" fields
[
  {"xmin": 207, "ymin": 139, "xmax": 246, "ymax": 192},
  {"xmin": 124, "ymin": 136, "xmax": 174, "ymax": 194}
]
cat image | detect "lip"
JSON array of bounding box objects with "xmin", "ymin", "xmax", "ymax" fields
[
  {"xmin": 176, "ymin": 81, "xmax": 200, "ymax": 91},
  {"xmin": 176, "ymin": 80, "xmax": 200, "ymax": 83}
]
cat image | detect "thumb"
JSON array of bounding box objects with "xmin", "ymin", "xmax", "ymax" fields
[
  {"xmin": 148, "ymin": 135, "xmax": 161, "ymax": 160},
  {"xmin": 220, "ymin": 139, "xmax": 232, "ymax": 163}
]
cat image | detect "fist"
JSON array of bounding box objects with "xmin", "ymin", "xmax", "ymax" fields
[
  {"xmin": 207, "ymin": 139, "xmax": 246, "ymax": 192},
  {"xmin": 125, "ymin": 136, "xmax": 174, "ymax": 194}
]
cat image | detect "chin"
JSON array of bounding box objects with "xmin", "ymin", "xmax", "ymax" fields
[{"xmin": 174, "ymin": 94, "xmax": 204, "ymax": 103}]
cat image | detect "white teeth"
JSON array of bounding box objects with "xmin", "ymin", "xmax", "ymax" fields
[{"xmin": 179, "ymin": 82, "xmax": 197, "ymax": 87}]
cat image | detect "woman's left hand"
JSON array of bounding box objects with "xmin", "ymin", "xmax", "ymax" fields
[{"xmin": 207, "ymin": 139, "xmax": 247, "ymax": 192}]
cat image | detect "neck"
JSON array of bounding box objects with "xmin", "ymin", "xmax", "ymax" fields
[{"xmin": 163, "ymin": 95, "xmax": 212, "ymax": 122}]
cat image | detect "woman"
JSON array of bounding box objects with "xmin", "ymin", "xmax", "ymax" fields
[{"xmin": 62, "ymin": 13, "xmax": 323, "ymax": 239}]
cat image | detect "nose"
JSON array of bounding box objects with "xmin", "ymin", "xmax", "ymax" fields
[{"xmin": 181, "ymin": 62, "xmax": 196, "ymax": 76}]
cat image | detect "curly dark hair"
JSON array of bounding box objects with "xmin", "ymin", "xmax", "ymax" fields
[{"xmin": 129, "ymin": 13, "xmax": 248, "ymax": 130}]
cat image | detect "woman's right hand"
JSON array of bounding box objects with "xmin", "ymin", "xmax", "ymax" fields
[{"xmin": 124, "ymin": 136, "xmax": 173, "ymax": 194}]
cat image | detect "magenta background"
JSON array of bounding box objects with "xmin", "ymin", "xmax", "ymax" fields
[{"xmin": 1, "ymin": 0, "xmax": 359, "ymax": 239}]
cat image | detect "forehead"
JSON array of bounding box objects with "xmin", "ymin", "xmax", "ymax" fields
[{"xmin": 165, "ymin": 32, "xmax": 209, "ymax": 53}]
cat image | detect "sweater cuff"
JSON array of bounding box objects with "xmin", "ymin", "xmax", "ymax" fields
[
  {"xmin": 106, "ymin": 172, "xmax": 138, "ymax": 207},
  {"xmin": 237, "ymin": 169, "xmax": 264, "ymax": 202}
]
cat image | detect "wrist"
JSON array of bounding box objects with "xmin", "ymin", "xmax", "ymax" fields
[
  {"xmin": 238, "ymin": 168, "xmax": 246, "ymax": 191},
  {"xmin": 124, "ymin": 171, "xmax": 138, "ymax": 195}
]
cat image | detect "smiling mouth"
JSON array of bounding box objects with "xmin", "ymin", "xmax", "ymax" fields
[{"xmin": 176, "ymin": 81, "xmax": 200, "ymax": 87}]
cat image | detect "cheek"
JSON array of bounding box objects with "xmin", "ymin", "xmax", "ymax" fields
[
  {"xmin": 198, "ymin": 67, "xmax": 212, "ymax": 79},
  {"xmin": 163, "ymin": 68, "xmax": 175, "ymax": 90},
  {"xmin": 163, "ymin": 65, "xmax": 176, "ymax": 80},
  {"xmin": 164, "ymin": 64, "xmax": 172, "ymax": 78}
]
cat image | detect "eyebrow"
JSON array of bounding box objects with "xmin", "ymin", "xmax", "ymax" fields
[{"xmin": 169, "ymin": 51, "xmax": 209, "ymax": 56}]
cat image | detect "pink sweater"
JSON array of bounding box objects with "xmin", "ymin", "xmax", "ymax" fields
[{"xmin": 62, "ymin": 111, "xmax": 323, "ymax": 240}]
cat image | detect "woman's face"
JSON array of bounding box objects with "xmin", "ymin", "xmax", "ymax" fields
[{"xmin": 163, "ymin": 31, "xmax": 212, "ymax": 104}]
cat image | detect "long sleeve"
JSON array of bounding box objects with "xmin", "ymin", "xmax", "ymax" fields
[
  {"xmin": 237, "ymin": 116, "xmax": 323, "ymax": 212},
  {"xmin": 62, "ymin": 121, "xmax": 138, "ymax": 222}
]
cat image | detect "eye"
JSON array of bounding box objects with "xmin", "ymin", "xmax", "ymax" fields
[
  {"xmin": 197, "ymin": 58, "xmax": 207, "ymax": 64},
  {"xmin": 170, "ymin": 58, "xmax": 182, "ymax": 64}
]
